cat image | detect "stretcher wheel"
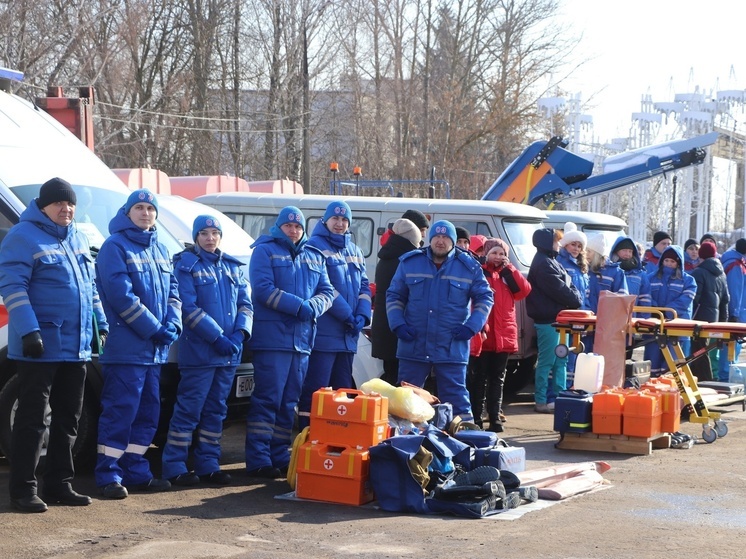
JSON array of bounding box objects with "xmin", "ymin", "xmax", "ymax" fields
[
  {"xmin": 714, "ymin": 421, "xmax": 728, "ymax": 438},
  {"xmin": 555, "ymin": 344, "xmax": 570, "ymax": 358},
  {"xmin": 701, "ymin": 426, "xmax": 718, "ymax": 443}
]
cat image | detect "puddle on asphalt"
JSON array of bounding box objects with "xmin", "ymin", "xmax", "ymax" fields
[{"xmin": 627, "ymin": 491, "xmax": 746, "ymax": 528}]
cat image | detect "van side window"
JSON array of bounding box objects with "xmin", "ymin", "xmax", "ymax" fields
[
  {"xmin": 448, "ymin": 221, "xmax": 491, "ymax": 237},
  {"xmin": 307, "ymin": 217, "xmax": 374, "ymax": 259},
  {"xmin": 227, "ymin": 212, "xmax": 276, "ymax": 240}
]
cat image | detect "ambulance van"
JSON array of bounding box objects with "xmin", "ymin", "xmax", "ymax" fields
[{"xmin": 0, "ymin": 70, "xmax": 254, "ymax": 464}]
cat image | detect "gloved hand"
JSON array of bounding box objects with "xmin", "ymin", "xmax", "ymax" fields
[
  {"xmin": 452, "ymin": 324, "xmax": 474, "ymax": 341},
  {"xmin": 393, "ymin": 324, "xmax": 416, "ymax": 342},
  {"xmin": 229, "ymin": 330, "xmax": 247, "ymax": 347},
  {"xmin": 214, "ymin": 334, "xmax": 240, "ymax": 356},
  {"xmin": 99, "ymin": 330, "xmax": 108, "ymax": 351},
  {"xmin": 354, "ymin": 315, "xmax": 367, "ymax": 333},
  {"xmin": 297, "ymin": 301, "xmax": 314, "ymax": 321},
  {"xmin": 152, "ymin": 324, "xmax": 179, "ymax": 345},
  {"xmin": 22, "ymin": 331, "xmax": 44, "ymax": 358},
  {"xmin": 344, "ymin": 314, "xmax": 357, "ymax": 332},
  {"xmin": 729, "ymin": 316, "xmax": 741, "ymax": 323}
]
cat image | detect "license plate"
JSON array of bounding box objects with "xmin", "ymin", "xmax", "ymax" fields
[{"xmin": 236, "ymin": 374, "xmax": 255, "ymax": 398}]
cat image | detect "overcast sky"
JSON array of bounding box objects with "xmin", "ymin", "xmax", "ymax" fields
[{"xmin": 557, "ymin": 0, "xmax": 743, "ymax": 142}]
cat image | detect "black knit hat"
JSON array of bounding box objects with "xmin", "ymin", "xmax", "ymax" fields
[
  {"xmin": 652, "ymin": 231, "xmax": 671, "ymax": 246},
  {"xmin": 700, "ymin": 233, "xmax": 717, "ymax": 245},
  {"xmin": 401, "ymin": 209, "xmax": 430, "ymax": 230},
  {"xmin": 455, "ymin": 226, "xmax": 470, "ymax": 242},
  {"xmin": 684, "ymin": 238, "xmax": 698, "ymax": 250},
  {"xmin": 736, "ymin": 238, "xmax": 746, "ymax": 255},
  {"xmin": 614, "ymin": 238, "xmax": 636, "ymax": 253},
  {"xmin": 37, "ymin": 177, "xmax": 76, "ymax": 208}
]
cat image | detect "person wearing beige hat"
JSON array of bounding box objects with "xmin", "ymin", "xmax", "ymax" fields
[
  {"xmin": 370, "ymin": 218, "xmax": 422, "ymax": 384},
  {"xmin": 556, "ymin": 223, "xmax": 590, "ymax": 310},
  {"xmin": 586, "ymin": 233, "xmax": 628, "ymax": 314}
]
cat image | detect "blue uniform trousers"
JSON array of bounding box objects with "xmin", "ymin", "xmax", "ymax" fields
[
  {"xmin": 161, "ymin": 365, "xmax": 235, "ymax": 479},
  {"xmin": 245, "ymin": 350, "xmax": 307, "ymax": 471},
  {"xmin": 95, "ymin": 364, "xmax": 160, "ymax": 487},
  {"xmin": 297, "ymin": 351, "xmax": 355, "ymax": 429},
  {"xmin": 398, "ymin": 359, "xmax": 473, "ymax": 420}
]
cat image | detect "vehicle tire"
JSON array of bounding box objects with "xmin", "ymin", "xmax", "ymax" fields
[{"xmin": 0, "ymin": 373, "xmax": 97, "ymax": 469}]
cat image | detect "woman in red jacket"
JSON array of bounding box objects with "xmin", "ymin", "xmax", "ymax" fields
[{"xmin": 469, "ymin": 238, "xmax": 531, "ymax": 432}]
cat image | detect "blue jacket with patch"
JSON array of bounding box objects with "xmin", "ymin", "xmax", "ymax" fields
[
  {"xmin": 0, "ymin": 200, "xmax": 107, "ymax": 362},
  {"xmin": 306, "ymin": 220, "xmax": 371, "ymax": 352},
  {"xmin": 587, "ymin": 260, "xmax": 628, "ymax": 312},
  {"xmin": 646, "ymin": 245, "xmax": 696, "ymax": 319},
  {"xmin": 556, "ymin": 248, "xmax": 590, "ymax": 310},
  {"xmin": 95, "ymin": 207, "xmax": 182, "ymax": 365},
  {"xmin": 174, "ymin": 246, "xmax": 253, "ymax": 367},
  {"xmin": 248, "ymin": 230, "xmax": 334, "ymax": 354},
  {"xmin": 386, "ymin": 246, "xmax": 493, "ymax": 364}
]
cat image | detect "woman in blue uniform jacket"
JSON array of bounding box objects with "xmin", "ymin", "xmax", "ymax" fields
[
  {"xmin": 161, "ymin": 215, "xmax": 253, "ymax": 486},
  {"xmin": 245, "ymin": 206, "xmax": 333, "ymax": 478},
  {"xmin": 94, "ymin": 189, "xmax": 182, "ymax": 499},
  {"xmin": 298, "ymin": 201, "xmax": 371, "ymax": 429}
]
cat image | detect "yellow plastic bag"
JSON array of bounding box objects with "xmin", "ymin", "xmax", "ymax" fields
[{"xmin": 360, "ymin": 378, "xmax": 435, "ymax": 423}]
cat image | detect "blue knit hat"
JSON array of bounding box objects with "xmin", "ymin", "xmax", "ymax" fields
[
  {"xmin": 192, "ymin": 214, "xmax": 222, "ymax": 241},
  {"xmin": 429, "ymin": 220, "xmax": 457, "ymax": 245},
  {"xmin": 323, "ymin": 201, "xmax": 352, "ymax": 224},
  {"xmin": 125, "ymin": 189, "xmax": 158, "ymax": 216},
  {"xmin": 276, "ymin": 206, "xmax": 305, "ymax": 230}
]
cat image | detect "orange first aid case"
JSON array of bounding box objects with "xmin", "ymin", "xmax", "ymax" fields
[
  {"xmin": 622, "ymin": 391, "xmax": 662, "ymax": 438},
  {"xmin": 295, "ymin": 441, "xmax": 374, "ymax": 505},
  {"xmin": 592, "ymin": 390, "xmax": 625, "ymax": 435},
  {"xmin": 310, "ymin": 388, "xmax": 389, "ymax": 448}
]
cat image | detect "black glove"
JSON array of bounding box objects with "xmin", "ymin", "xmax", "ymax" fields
[
  {"xmin": 22, "ymin": 331, "xmax": 44, "ymax": 358},
  {"xmin": 729, "ymin": 316, "xmax": 740, "ymax": 323},
  {"xmin": 99, "ymin": 330, "xmax": 108, "ymax": 350}
]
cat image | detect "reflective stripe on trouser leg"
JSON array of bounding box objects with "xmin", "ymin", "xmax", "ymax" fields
[
  {"xmin": 193, "ymin": 365, "xmax": 235, "ymax": 476},
  {"xmin": 271, "ymin": 352, "xmax": 308, "ymax": 469},
  {"xmin": 95, "ymin": 363, "xmax": 149, "ymax": 487},
  {"xmin": 108, "ymin": 364, "xmax": 160, "ymax": 487},
  {"xmin": 246, "ymin": 350, "xmax": 294, "ymax": 471},
  {"xmin": 161, "ymin": 366, "xmax": 214, "ymax": 479},
  {"xmin": 298, "ymin": 350, "xmax": 336, "ymax": 430}
]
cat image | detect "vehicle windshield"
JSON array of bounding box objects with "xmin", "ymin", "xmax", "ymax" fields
[
  {"xmin": 10, "ymin": 184, "xmax": 184, "ymax": 256},
  {"xmin": 503, "ymin": 220, "xmax": 544, "ymax": 269}
]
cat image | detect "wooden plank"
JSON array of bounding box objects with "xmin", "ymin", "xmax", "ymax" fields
[{"xmin": 555, "ymin": 432, "xmax": 671, "ymax": 455}]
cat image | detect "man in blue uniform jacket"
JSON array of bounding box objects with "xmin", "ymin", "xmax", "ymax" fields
[{"xmin": 386, "ymin": 220, "xmax": 494, "ymax": 420}]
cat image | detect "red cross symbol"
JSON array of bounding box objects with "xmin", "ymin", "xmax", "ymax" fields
[
  {"xmin": 324, "ymin": 459, "xmax": 334, "ymax": 470},
  {"xmin": 337, "ymin": 404, "xmax": 347, "ymax": 416}
]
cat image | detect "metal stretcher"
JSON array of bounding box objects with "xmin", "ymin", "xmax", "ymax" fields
[{"xmin": 552, "ymin": 307, "xmax": 746, "ymax": 443}]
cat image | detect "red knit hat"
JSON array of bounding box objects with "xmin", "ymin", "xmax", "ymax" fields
[{"xmin": 698, "ymin": 241, "xmax": 717, "ymax": 259}]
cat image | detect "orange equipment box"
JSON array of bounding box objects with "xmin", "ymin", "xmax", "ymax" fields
[
  {"xmin": 622, "ymin": 391, "xmax": 662, "ymax": 438},
  {"xmin": 295, "ymin": 442, "xmax": 374, "ymax": 505},
  {"xmin": 311, "ymin": 388, "xmax": 389, "ymax": 448},
  {"xmin": 592, "ymin": 390, "xmax": 625, "ymax": 435},
  {"xmin": 651, "ymin": 386, "xmax": 681, "ymax": 433}
]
